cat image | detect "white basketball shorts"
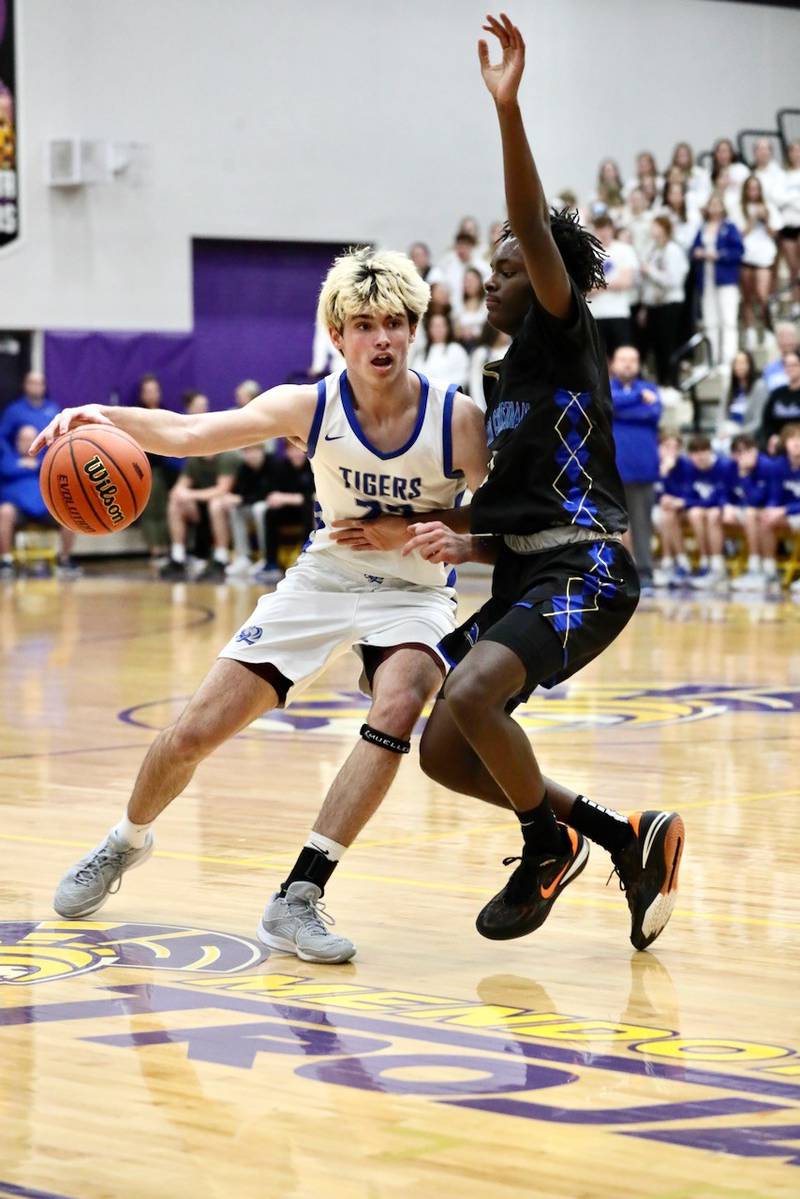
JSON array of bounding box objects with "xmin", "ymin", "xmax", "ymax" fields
[{"xmin": 218, "ymin": 549, "xmax": 457, "ymax": 705}]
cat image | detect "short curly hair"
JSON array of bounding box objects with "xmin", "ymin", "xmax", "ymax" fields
[{"xmin": 497, "ymin": 208, "xmax": 608, "ymax": 295}]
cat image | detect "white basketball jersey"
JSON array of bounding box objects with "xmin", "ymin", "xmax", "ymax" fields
[{"xmin": 304, "ymin": 370, "xmax": 466, "ymax": 588}]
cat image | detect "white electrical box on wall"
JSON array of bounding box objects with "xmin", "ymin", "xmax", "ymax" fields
[{"xmin": 44, "ymin": 138, "xmax": 113, "ymax": 187}]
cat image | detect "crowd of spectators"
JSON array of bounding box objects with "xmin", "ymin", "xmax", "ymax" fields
[
  {"xmin": 3, "ymin": 133, "xmax": 800, "ymax": 594},
  {"xmin": 0, "ymin": 371, "xmax": 315, "ymax": 583}
]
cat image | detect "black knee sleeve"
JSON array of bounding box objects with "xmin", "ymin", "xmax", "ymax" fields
[{"xmin": 360, "ymin": 722, "xmax": 410, "ymax": 755}]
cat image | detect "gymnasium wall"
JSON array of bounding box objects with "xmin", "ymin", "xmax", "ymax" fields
[{"xmin": 1, "ymin": 0, "xmax": 798, "ymax": 331}]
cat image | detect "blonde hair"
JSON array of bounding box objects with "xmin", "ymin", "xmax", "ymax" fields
[{"xmin": 317, "ymin": 247, "xmax": 430, "ymax": 334}]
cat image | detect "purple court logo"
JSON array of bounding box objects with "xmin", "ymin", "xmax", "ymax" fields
[
  {"xmin": 0, "ymin": 920, "xmax": 268, "ymax": 985},
  {"xmin": 120, "ymin": 681, "xmax": 800, "ymax": 740},
  {"xmin": 2, "ymin": 972, "xmax": 799, "ymax": 1171}
]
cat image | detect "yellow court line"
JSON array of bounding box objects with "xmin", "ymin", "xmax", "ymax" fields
[{"xmin": 3, "ymin": 841, "xmax": 800, "ymax": 934}]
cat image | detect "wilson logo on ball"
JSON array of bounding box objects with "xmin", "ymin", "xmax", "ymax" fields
[{"xmin": 83, "ymin": 454, "xmax": 125, "ymax": 525}]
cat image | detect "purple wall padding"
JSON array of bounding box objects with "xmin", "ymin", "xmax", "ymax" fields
[
  {"xmin": 44, "ymin": 331, "xmax": 195, "ymax": 410},
  {"xmin": 43, "ymin": 239, "xmax": 345, "ymax": 413},
  {"xmin": 191, "ymin": 238, "xmax": 343, "ymax": 402}
]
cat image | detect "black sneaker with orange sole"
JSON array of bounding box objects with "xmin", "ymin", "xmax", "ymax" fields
[
  {"xmin": 610, "ymin": 810, "xmax": 685, "ymax": 951},
  {"xmin": 476, "ymin": 826, "xmax": 589, "ymax": 941}
]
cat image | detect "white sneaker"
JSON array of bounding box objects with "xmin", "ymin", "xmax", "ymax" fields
[
  {"xmin": 731, "ymin": 570, "xmax": 766, "ymax": 592},
  {"xmin": 225, "ymin": 556, "xmax": 252, "ymax": 578},
  {"xmin": 53, "ymin": 830, "xmax": 154, "ymax": 918},
  {"xmin": 249, "ymin": 559, "xmax": 267, "ymax": 576},
  {"xmin": 790, "ymin": 577, "xmax": 800, "ymax": 597},
  {"xmin": 257, "ymin": 881, "xmax": 356, "ymax": 964}
]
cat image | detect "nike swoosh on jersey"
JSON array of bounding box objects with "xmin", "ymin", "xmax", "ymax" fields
[{"xmin": 324, "ymin": 433, "xmax": 346, "ymax": 441}]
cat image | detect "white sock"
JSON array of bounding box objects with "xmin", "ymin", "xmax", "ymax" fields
[
  {"xmin": 213, "ymin": 547, "xmax": 229, "ymax": 564},
  {"xmin": 677, "ymin": 553, "xmax": 691, "ymax": 570},
  {"xmin": 748, "ymin": 555, "xmax": 761, "ymax": 572},
  {"xmin": 171, "ymin": 543, "xmax": 186, "ymax": 564},
  {"xmin": 305, "ymin": 832, "xmax": 347, "ymax": 862},
  {"xmin": 711, "ymin": 554, "xmax": 725, "ymax": 573},
  {"xmin": 699, "ymin": 555, "xmax": 709, "ymax": 570},
  {"xmin": 660, "ymin": 556, "xmax": 674, "ymax": 570},
  {"xmin": 1, "ymin": 553, "xmax": 12, "ymax": 565},
  {"xmin": 763, "ymin": 557, "xmax": 778, "ymax": 578},
  {"xmin": 113, "ymin": 815, "xmax": 152, "ymax": 849}
]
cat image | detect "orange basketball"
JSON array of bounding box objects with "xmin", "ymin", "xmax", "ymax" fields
[{"xmin": 41, "ymin": 424, "xmax": 152, "ymax": 535}]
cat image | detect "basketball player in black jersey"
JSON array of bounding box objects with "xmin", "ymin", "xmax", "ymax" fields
[{"xmin": 336, "ymin": 13, "xmax": 684, "ymax": 950}]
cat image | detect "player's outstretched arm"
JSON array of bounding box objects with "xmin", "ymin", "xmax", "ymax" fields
[
  {"xmin": 30, "ymin": 386, "xmax": 317, "ymax": 457},
  {"xmin": 480, "ymin": 12, "xmax": 572, "ymax": 320}
]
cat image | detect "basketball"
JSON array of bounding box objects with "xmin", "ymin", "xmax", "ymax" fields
[{"xmin": 40, "ymin": 424, "xmax": 152, "ymax": 534}]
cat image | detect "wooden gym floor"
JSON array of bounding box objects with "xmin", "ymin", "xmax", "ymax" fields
[{"xmin": 1, "ymin": 570, "xmax": 799, "ymax": 1199}]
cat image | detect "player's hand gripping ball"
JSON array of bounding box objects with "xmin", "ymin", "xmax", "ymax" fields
[{"xmin": 41, "ymin": 425, "xmax": 152, "ymax": 534}]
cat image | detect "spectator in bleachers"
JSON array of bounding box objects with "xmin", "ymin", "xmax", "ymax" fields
[
  {"xmin": 134, "ymin": 373, "xmax": 180, "ymax": 565},
  {"xmin": 681, "ymin": 434, "xmax": 730, "ymax": 588},
  {"xmin": 160, "ymin": 448, "xmax": 240, "ymax": 582},
  {"xmin": 434, "ymin": 228, "xmax": 490, "ymax": 316},
  {"xmin": 738, "ymin": 175, "xmax": 779, "ymax": 348},
  {"xmin": 310, "ymin": 311, "xmax": 345, "ymax": 378},
  {"xmin": 726, "ymin": 433, "xmax": 774, "ymax": 591},
  {"xmin": 777, "ymin": 140, "xmax": 800, "ymax": 315},
  {"xmin": 591, "ymin": 158, "xmax": 625, "ymax": 222},
  {"xmin": 588, "ymin": 213, "xmax": 639, "ymax": 356},
  {"xmin": 0, "ymin": 370, "xmax": 58, "ymax": 448},
  {"xmin": 691, "ymin": 192, "xmax": 744, "ymax": 365},
  {"xmin": 660, "ymin": 180, "xmax": 700, "ymax": 254},
  {"xmin": 254, "ymin": 442, "xmax": 315, "ymax": 582},
  {"xmin": 468, "ymin": 321, "xmax": 511, "ymax": 411},
  {"xmin": 620, "ymin": 187, "xmax": 654, "ymax": 261},
  {"xmin": 208, "ymin": 443, "xmax": 275, "ymax": 578},
  {"xmin": 752, "ymin": 137, "xmax": 786, "ymax": 208},
  {"xmin": 760, "ymin": 422, "xmax": 800, "ymax": 593},
  {"xmin": 0, "ymin": 424, "xmax": 78, "ymax": 578},
  {"xmin": 486, "ymin": 220, "xmax": 505, "ymax": 252},
  {"xmin": 711, "ymin": 138, "xmax": 749, "ymax": 189},
  {"xmin": 233, "ymin": 379, "xmax": 261, "ymax": 408},
  {"xmin": 710, "ymin": 164, "xmax": 743, "ymax": 226},
  {"xmin": 183, "ymin": 390, "xmax": 210, "ymax": 415},
  {"xmin": 715, "ymin": 350, "xmax": 769, "ymax": 447},
  {"xmin": 0, "ymin": 374, "xmax": 80, "ymax": 580},
  {"xmin": 668, "ymin": 141, "xmax": 710, "ymax": 207},
  {"xmin": 408, "ymin": 242, "xmax": 435, "ymax": 281},
  {"xmin": 640, "ymin": 215, "xmax": 689, "ymax": 384},
  {"xmin": 456, "ymin": 267, "xmax": 489, "ymax": 351},
  {"xmin": 760, "ymin": 349, "xmax": 800, "ymax": 452},
  {"xmin": 624, "ymin": 151, "xmax": 662, "ymax": 201},
  {"xmin": 609, "ymin": 345, "xmax": 661, "ymax": 591},
  {"xmin": 428, "ymin": 281, "xmax": 453, "ymax": 317},
  {"xmin": 763, "ymin": 322, "xmax": 799, "ymax": 393},
  {"xmin": 659, "ymin": 181, "xmax": 699, "ymax": 345},
  {"xmin": 656, "ymin": 433, "xmax": 693, "ymax": 586},
  {"xmin": 411, "ymin": 312, "xmax": 469, "ymax": 391}
]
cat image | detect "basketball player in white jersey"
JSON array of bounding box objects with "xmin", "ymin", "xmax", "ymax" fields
[{"xmin": 32, "ymin": 248, "xmax": 489, "ymax": 963}]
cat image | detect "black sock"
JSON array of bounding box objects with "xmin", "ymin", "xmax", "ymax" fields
[
  {"xmin": 569, "ymin": 795, "xmax": 632, "ymax": 854},
  {"xmin": 514, "ymin": 796, "xmax": 565, "ymax": 855},
  {"xmin": 280, "ymin": 846, "xmax": 338, "ymax": 897}
]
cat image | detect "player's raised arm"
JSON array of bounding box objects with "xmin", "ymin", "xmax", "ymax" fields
[
  {"xmin": 479, "ymin": 12, "xmax": 572, "ymax": 320},
  {"xmin": 29, "ymin": 385, "xmax": 318, "ymax": 457}
]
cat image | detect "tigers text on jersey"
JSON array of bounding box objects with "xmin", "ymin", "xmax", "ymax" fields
[{"xmin": 305, "ymin": 370, "xmax": 466, "ymax": 588}]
